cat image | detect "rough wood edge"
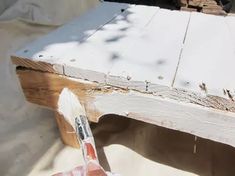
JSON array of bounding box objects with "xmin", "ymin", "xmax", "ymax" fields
[
  {"xmin": 11, "ymin": 55, "xmax": 63, "ymax": 74},
  {"xmin": 13, "ymin": 56, "xmax": 235, "ymax": 114},
  {"xmin": 16, "ymin": 68, "xmax": 235, "ymax": 147},
  {"xmin": 16, "ymin": 67, "xmax": 104, "ymax": 121},
  {"xmin": 148, "ymin": 84, "xmax": 235, "ymax": 113},
  {"xmin": 54, "ymin": 112, "xmax": 80, "ymax": 148}
]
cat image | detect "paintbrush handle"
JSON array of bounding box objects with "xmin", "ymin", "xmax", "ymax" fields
[
  {"xmin": 81, "ymin": 138, "xmax": 99, "ymax": 164},
  {"xmin": 75, "ymin": 115, "xmax": 93, "ymax": 140},
  {"xmin": 75, "ymin": 116, "xmax": 99, "ymax": 163}
]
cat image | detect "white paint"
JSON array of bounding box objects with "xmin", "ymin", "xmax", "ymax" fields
[
  {"xmin": 174, "ymin": 12, "xmax": 235, "ymax": 98},
  {"xmin": 13, "ymin": 2, "xmax": 190, "ymax": 87},
  {"xmin": 93, "ymin": 91, "xmax": 235, "ymax": 147},
  {"xmin": 57, "ymin": 88, "xmax": 86, "ymax": 129},
  {"xmin": 225, "ymin": 15, "xmax": 235, "ymax": 50},
  {"xmin": 14, "ymin": 1, "xmax": 130, "ymax": 74},
  {"xmin": 108, "ymin": 9, "xmax": 190, "ymax": 86},
  {"xmin": 13, "ymin": 2, "xmax": 235, "ymax": 100}
]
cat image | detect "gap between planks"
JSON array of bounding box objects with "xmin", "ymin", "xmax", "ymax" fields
[
  {"xmin": 171, "ymin": 12, "xmax": 192, "ymax": 87},
  {"xmin": 76, "ymin": 5, "xmax": 132, "ymax": 45}
]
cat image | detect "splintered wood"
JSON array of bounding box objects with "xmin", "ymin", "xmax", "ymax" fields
[
  {"xmin": 180, "ymin": 0, "xmax": 226, "ymax": 15},
  {"xmin": 12, "ymin": 2, "xmax": 235, "ymax": 148}
]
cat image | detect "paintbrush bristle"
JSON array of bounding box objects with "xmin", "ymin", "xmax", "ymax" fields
[{"xmin": 58, "ymin": 88, "xmax": 86, "ymax": 129}]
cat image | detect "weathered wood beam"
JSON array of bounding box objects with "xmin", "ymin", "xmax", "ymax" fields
[
  {"xmin": 16, "ymin": 68, "xmax": 235, "ymax": 148},
  {"xmin": 12, "ymin": 1, "xmax": 235, "ymax": 149},
  {"xmin": 54, "ymin": 112, "xmax": 80, "ymax": 148},
  {"xmin": 16, "ymin": 68, "xmax": 101, "ymax": 148}
]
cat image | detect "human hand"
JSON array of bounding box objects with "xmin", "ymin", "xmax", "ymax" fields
[{"xmin": 53, "ymin": 161, "xmax": 108, "ymax": 176}]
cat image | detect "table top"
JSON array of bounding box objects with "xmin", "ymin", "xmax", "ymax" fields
[{"xmin": 12, "ymin": 1, "xmax": 235, "ymax": 111}]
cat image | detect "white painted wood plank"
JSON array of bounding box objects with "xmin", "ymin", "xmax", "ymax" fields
[
  {"xmin": 63, "ymin": 5, "xmax": 160, "ymax": 82},
  {"xmin": 13, "ymin": 1, "xmax": 130, "ymax": 73},
  {"xmin": 13, "ymin": 3, "xmax": 190, "ymax": 88},
  {"xmin": 93, "ymin": 91, "xmax": 235, "ymax": 147},
  {"xmin": 107, "ymin": 9, "xmax": 190, "ymax": 87},
  {"xmin": 174, "ymin": 12, "xmax": 235, "ymax": 100}
]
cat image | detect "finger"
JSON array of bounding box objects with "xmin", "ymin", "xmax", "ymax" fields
[
  {"xmin": 52, "ymin": 166, "xmax": 84, "ymax": 176},
  {"xmin": 86, "ymin": 162, "xmax": 107, "ymax": 176}
]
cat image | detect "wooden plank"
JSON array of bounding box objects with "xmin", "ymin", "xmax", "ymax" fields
[
  {"xmin": 12, "ymin": 2, "xmax": 131, "ymax": 74},
  {"xmin": 63, "ymin": 5, "xmax": 161, "ymax": 84},
  {"xmin": 13, "ymin": 6, "xmax": 235, "ymax": 114},
  {"xmin": 12, "ymin": 2, "xmax": 190, "ymax": 89},
  {"xmin": 54, "ymin": 112, "xmax": 80, "ymax": 148},
  {"xmin": 174, "ymin": 12, "xmax": 235, "ymax": 102},
  {"xmin": 16, "ymin": 68, "xmax": 104, "ymax": 122},
  {"xmin": 147, "ymin": 84, "xmax": 235, "ymax": 112},
  {"xmin": 61, "ymin": 7, "xmax": 190, "ymax": 90},
  {"xmin": 16, "ymin": 68, "xmax": 235, "ymax": 148},
  {"xmin": 107, "ymin": 9, "xmax": 190, "ymax": 87}
]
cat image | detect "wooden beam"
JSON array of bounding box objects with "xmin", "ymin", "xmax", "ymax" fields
[
  {"xmin": 11, "ymin": 2, "xmax": 131, "ymax": 76},
  {"xmin": 16, "ymin": 68, "xmax": 235, "ymax": 148},
  {"xmin": 11, "ymin": 2, "xmax": 235, "ymax": 113},
  {"xmin": 16, "ymin": 68, "xmax": 103, "ymax": 122},
  {"xmin": 11, "ymin": 4, "xmax": 190, "ymax": 87},
  {"xmin": 12, "ymin": 1, "xmax": 235, "ymax": 149},
  {"xmin": 16, "ymin": 68, "xmax": 100, "ymax": 147},
  {"xmin": 54, "ymin": 112, "xmax": 80, "ymax": 148}
]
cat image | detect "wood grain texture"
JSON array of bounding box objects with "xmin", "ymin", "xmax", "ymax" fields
[
  {"xmin": 16, "ymin": 68, "xmax": 104, "ymax": 122},
  {"xmin": 54, "ymin": 112, "xmax": 80, "ymax": 148},
  {"xmin": 148, "ymin": 84, "xmax": 235, "ymax": 112},
  {"xmin": 94, "ymin": 91, "xmax": 235, "ymax": 148},
  {"xmin": 16, "ymin": 68, "xmax": 235, "ymax": 147},
  {"xmin": 12, "ymin": 56, "xmax": 63, "ymax": 73},
  {"xmin": 16, "ymin": 68, "xmax": 98, "ymax": 110}
]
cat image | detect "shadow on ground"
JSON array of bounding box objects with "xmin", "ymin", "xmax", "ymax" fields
[
  {"xmin": 92, "ymin": 115, "xmax": 235, "ymax": 176},
  {"xmin": 0, "ymin": 106, "xmax": 59, "ymax": 176}
]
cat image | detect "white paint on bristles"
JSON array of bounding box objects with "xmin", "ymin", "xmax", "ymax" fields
[{"xmin": 58, "ymin": 88, "xmax": 86, "ymax": 129}]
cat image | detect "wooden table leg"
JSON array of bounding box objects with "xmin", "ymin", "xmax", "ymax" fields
[{"xmin": 54, "ymin": 111, "xmax": 80, "ymax": 148}]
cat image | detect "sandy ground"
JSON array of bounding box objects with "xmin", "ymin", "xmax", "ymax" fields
[{"xmin": 1, "ymin": 1, "xmax": 235, "ymax": 176}]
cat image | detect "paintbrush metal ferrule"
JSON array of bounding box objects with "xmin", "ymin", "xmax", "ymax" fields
[
  {"xmin": 75, "ymin": 115, "xmax": 98, "ymax": 163},
  {"xmin": 75, "ymin": 115, "xmax": 92, "ymax": 141}
]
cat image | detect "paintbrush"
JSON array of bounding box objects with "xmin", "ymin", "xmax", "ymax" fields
[
  {"xmin": 56, "ymin": 88, "xmax": 119, "ymax": 176},
  {"xmin": 57, "ymin": 88, "xmax": 98, "ymax": 164}
]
